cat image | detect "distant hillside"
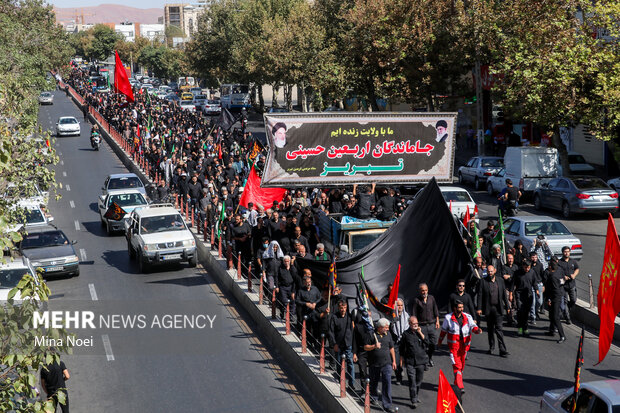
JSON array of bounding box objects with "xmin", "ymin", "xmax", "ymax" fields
[{"xmin": 54, "ymin": 4, "xmax": 163, "ymax": 25}]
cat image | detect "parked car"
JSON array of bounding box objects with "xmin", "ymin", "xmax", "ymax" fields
[
  {"xmin": 0, "ymin": 255, "xmax": 37, "ymax": 301},
  {"xmin": 540, "ymin": 380, "xmax": 620, "ymax": 413},
  {"xmin": 165, "ymin": 94, "xmax": 180, "ymax": 103},
  {"xmin": 19, "ymin": 225, "xmax": 80, "ymax": 278},
  {"xmin": 102, "ymin": 173, "xmax": 146, "ymax": 197},
  {"xmin": 180, "ymin": 92, "xmax": 194, "ymax": 101},
  {"xmin": 503, "ymin": 215, "xmax": 583, "ymax": 260},
  {"xmin": 458, "ymin": 156, "xmax": 504, "ymax": 190},
  {"xmin": 55, "ymin": 116, "xmax": 80, "ymax": 137},
  {"xmin": 98, "ymin": 189, "xmax": 148, "ymax": 235},
  {"xmin": 38, "ymin": 91, "xmax": 54, "ymax": 105},
  {"xmin": 486, "ymin": 168, "xmax": 507, "ymax": 195},
  {"xmin": 193, "ymin": 94, "xmax": 207, "ymax": 110},
  {"xmin": 533, "ymin": 176, "xmax": 619, "ymax": 218},
  {"xmin": 203, "ymin": 99, "xmax": 221, "ymax": 115}
]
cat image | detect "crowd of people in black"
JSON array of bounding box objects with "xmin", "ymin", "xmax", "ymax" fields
[{"xmin": 63, "ymin": 67, "xmax": 582, "ymax": 412}]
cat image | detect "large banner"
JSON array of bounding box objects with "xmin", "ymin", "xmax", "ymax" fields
[{"xmin": 262, "ymin": 113, "xmax": 457, "ymax": 187}]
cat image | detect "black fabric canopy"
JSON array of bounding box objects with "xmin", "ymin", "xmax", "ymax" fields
[{"xmin": 298, "ymin": 178, "xmax": 472, "ymax": 312}]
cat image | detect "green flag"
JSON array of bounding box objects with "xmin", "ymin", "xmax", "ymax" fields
[
  {"xmin": 492, "ymin": 209, "xmax": 506, "ymax": 260},
  {"xmin": 472, "ymin": 223, "xmax": 481, "ymax": 259},
  {"xmin": 216, "ymin": 203, "xmax": 226, "ymax": 238}
]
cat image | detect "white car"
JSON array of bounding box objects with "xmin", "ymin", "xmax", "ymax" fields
[
  {"xmin": 98, "ymin": 189, "xmax": 148, "ymax": 235},
  {"xmin": 38, "ymin": 91, "xmax": 54, "ymax": 105},
  {"xmin": 102, "ymin": 173, "xmax": 147, "ymax": 197},
  {"xmin": 180, "ymin": 100, "xmax": 196, "ymax": 112},
  {"xmin": 203, "ymin": 99, "xmax": 221, "ymax": 115},
  {"xmin": 7, "ymin": 200, "xmax": 54, "ymax": 233},
  {"xmin": 540, "ymin": 380, "xmax": 620, "ymax": 413},
  {"xmin": 486, "ymin": 168, "xmax": 507, "ymax": 195},
  {"xmin": 193, "ymin": 95, "xmax": 207, "ymax": 110},
  {"xmin": 0, "ymin": 255, "xmax": 37, "ymax": 301},
  {"xmin": 606, "ymin": 176, "xmax": 620, "ymax": 193},
  {"xmin": 56, "ymin": 116, "xmax": 80, "ymax": 136},
  {"xmin": 503, "ymin": 215, "xmax": 583, "ymax": 260},
  {"xmin": 439, "ymin": 186, "xmax": 477, "ymax": 222},
  {"xmin": 125, "ymin": 204, "xmax": 197, "ymax": 273}
]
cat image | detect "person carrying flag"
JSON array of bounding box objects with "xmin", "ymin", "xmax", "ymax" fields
[
  {"xmin": 328, "ymin": 299, "xmax": 355, "ymax": 390},
  {"xmin": 438, "ymin": 300, "xmax": 482, "ymax": 394}
]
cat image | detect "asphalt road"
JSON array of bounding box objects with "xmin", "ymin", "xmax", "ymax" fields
[{"xmin": 37, "ymin": 91, "xmax": 317, "ymax": 412}]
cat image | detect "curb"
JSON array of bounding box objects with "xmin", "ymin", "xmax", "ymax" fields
[{"xmin": 572, "ymin": 299, "xmax": 620, "ymax": 341}]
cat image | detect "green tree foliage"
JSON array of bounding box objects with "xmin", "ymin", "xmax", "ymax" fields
[
  {"xmin": 138, "ymin": 45, "xmax": 187, "ymax": 80},
  {"xmin": 0, "ymin": 1, "xmax": 73, "ymax": 411},
  {"xmin": 482, "ymin": 0, "xmax": 620, "ymax": 169},
  {"xmin": 115, "ymin": 35, "xmax": 150, "ymax": 64},
  {"xmin": 87, "ymin": 24, "xmax": 122, "ymax": 62}
]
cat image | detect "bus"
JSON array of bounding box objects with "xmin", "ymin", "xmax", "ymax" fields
[
  {"xmin": 220, "ymin": 84, "xmax": 251, "ymax": 110},
  {"xmin": 178, "ymin": 76, "xmax": 196, "ymax": 92}
]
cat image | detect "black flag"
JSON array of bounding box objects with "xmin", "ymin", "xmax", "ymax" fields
[
  {"xmin": 571, "ymin": 326, "xmax": 585, "ymax": 412},
  {"xmin": 216, "ymin": 108, "xmax": 239, "ymax": 131},
  {"xmin": 103, "ymin": 202, "xmax": 127, "ymax": 221}
]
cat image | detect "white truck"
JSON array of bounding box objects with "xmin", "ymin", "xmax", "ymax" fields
[
  {"xmin": 125, "ymin": 204, "xmax": 197, "ymax": 273},
  {"xmin": 504, "ymin": 147, "xmax": 559, "ymax": 197}
]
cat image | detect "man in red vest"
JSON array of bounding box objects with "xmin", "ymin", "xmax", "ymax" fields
[{"xmin": 438, "ymin": 300, "xmax": 481, "ymax": 394}]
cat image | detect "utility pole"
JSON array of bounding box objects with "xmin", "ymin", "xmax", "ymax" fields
[
  {"xmin": 130, "ymin": 51, "xmax": 133, "ymax": 77},
  {"xmin": 475, "ymin": 60, "xmax": 484, "ymax": 156}
]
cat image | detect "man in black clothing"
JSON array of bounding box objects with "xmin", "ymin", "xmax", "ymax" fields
[
  {"xmin": 275, "ymin": 255, "xmax": 299, "ymax": 319},
  {"xmin": 500, "ymin": 178, "xmax": 521, "ymax": 214},
  {"xmin": 514, "ymin": 259, "xmax": 537, "ymax": 336},
  {"xmin": 558, "ymin": 246, "xmax": 579, "ymax": 324},
  {"xmin": 187, "ymin": 175, "xmax": 203, "ymax": 212},
  {"xmin": 296, "ymin": 275, "xmax": 321, "ymax": 330},
  {"xmin": 41, "ymin": 359, "xmax": 70, "ymax": 413},
  {"xmin": 399, "ymin": 315, "xmax": 429, "ymax": 408},
  {"xmin": 365, "ymin": 318, "xmax": 397, "ymax": 413},
  {"xmin": 545, "ymin": 260, "xmax": 567, "ymax": 343},
  {"xmin": 353, "ymin": 183, "xmax": 375, "ymax": 219},
  {"xmin": 502, "ymin": 252, "xmax": 518, "ymax": 325},
  {"xmin": 376, "ymin": 188, "xmax": 396, "ymax": 221},
  {"xmin": 450, "ymin": 279, "xmax": 476, "ymax": 317},
  {"xmin": 290, "ymin": 226, "xmax": 311, "ymax": 254},
  {"xmin": 329, "ymin": 299, "xmax": 355, "ymax": 389},
  {"xmin": 352, "ymin": 308, "xmax": 374, "ymax": 391},
  {"xmin": 480, "ymin": 220, "xmax": 496, "ymax": 245},
  {"xmin": 477, "ymin": 264, "xmax": 509, "ymax": 357},
  {"xmin": 529, "ymin": 251, "xmax": 545, "ymax": 321},
  {"xmin": 411, "ymin": 283, "xmax": 440, "ymax": 369},
  {"xmin": 230, "ymin": 213, "xmax": 252, "ymax": 268}
]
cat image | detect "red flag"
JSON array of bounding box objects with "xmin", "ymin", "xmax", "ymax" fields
[
  {"xmin": 436, "ymin": 369, "xmax": 459, "ymax": 413},
  {"xmin": 596, "ymin": 213, "xmax": 620, "ymax": 364},
  {"xmin": 474, "ymin": 204, "xmax": 479, "ymax": 217},
  {"xmin": 239, "ymin": 166, "xmax": 286, "ymax": 210},
  {"xmin": 328, "ymin": 257, "xmax": 337, "ymax": 289},
  {"xmin": 449, "ymin": 200, "xmax": 453, "ymax": 212},
  {"xmin": 114, "ymin": 51, "xmax": 134, "ymax": 102},
  {"xmin": 463, "ymin": 205, "xmax": 470, "ymax": 228},
  {"xmin": 387, "ymin": 264, "xmax": 401, "ymax": 309}
]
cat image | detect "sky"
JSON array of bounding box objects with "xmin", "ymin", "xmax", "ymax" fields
[{"xmin": 46, "ymin": 0, "xmax": 167, "ymax": 8}]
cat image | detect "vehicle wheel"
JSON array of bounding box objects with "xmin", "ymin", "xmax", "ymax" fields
[
  {"xmin": 562, "ymin": 202, "xmax": 571, "ymax": 219},
  {"xmin": 100, "ymin": 217, "xmax": 105, "ymax": 227},
  {"xmin": 106, "ymin": 221, "xmax": 112, "ymax": 236},
  {"xmin": 74, "ymin": 268, "xmax": 80, "ymax": 277},
  {"xmin": 138, "ymin": 252, "xmax": 150, "ymax": 273},
  {"xmin": 534, "ymin": 195, "xmax": 542, "ymax": 210},
  {"xmin": 458, "ymin": 172, "xmax": 464, "ymax": 185},
  {"xmin": 487, "ymin": 182, "xmax": 493, "ymax": 195},
  {"xmin": 188, "ymin": 255, "xmax": 197, "ymax": 267},
  {"xmin": 128, "ymin": 241, "xmax": 135, "ymax": 259},
  {"xmin": 474, "ymin": 177, "xmax": 480, "ymax": 190}
]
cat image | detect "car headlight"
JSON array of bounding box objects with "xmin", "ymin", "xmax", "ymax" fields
[
  {"xmin": 143, "ymin": 244, "xmax": 158, "ymax": 251},
  {"xmin": 65, "ymin": 255, "xmax": 79, "ymax": 263},
  {"xmin": 183, "ymin": 239, "xmax": 195, "ymax": 247},
  {"xmin": 31, "ymin": 261, "xmax": 42, "ymax": 268}
]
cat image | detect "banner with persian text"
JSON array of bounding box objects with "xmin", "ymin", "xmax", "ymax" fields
[{"xmin": 262, "ymin": 112, "xmax": 457, "ymax": 187}]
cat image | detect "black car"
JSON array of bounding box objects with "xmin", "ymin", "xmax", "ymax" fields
[{"xmin": 19, "ymin": 225, "xmax": 80, "ymax": 278}]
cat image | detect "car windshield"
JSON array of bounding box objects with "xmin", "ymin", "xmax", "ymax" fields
[
  {"xmin": 181, "ymin": 100, "xmax": 194, "ymax": 105},
  {"xmin": 0, "ymin": 269, "xmax": 30, "ymax": 289},
  {"xmin": 140, "ymin": 215, "xmax": 186, "ymax": 233},
  {"xmin": 524, "ymin": 221, "xmax": 572, "ymax": 236},
  {"xmin": 40, "ymin": 92, "xmax": 51, "ymax": 97},
  {"xmin": 108, "ymin": 177, "xmax": 143, "ymax": 190},
  {"xmin": 351, "ymin": 233, "xmax": 384, "ymax": 252},
  {"xmin": 21, "ymin": 231, "xmax": 69, "ymax": 249},
  {"xmin": 108, "ymin": 193, "xmax": 147, "ymax": 207},
  {"xmin": 441, "ymin": 191, "xmax": 473, "ymax": 203},
  {"xmin": 25, "ymin": 208, "xmax": 45, "ymax": 224},
  {"xmin": 572, "ymin": 177, "xmax": 609, "ymax": 190},
  {"xmin": 568, "ymin": 154, "xmax": 587, "ymax": 164},
  {"xmin": 481, "ymin": 159, "xmax": 504, "ymax": 167},
  {"xmin": 59, "ymin": 118, "xmax": 77, "ymax": 124},
  {"xmin": 194, "ymin": 95, "xmax": 206, "ymax": 100}
]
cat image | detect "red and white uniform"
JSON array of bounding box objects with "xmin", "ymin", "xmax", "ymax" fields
[{"xmin": 438, "ymin": 312, "xmax": 481, "ymax": 389}]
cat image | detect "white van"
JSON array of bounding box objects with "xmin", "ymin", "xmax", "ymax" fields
[{"xmin": 504, "ymin": 147, "xmax": 559, "ymax": 196}]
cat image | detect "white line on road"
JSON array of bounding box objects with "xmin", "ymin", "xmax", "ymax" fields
[
  {"xmin": 74, "ymin": 220, "xmax": 80, "ymax": 231},
  {"xmin": 102, "ymin": 335, "xmax": 115, "ymax": 361},
  {"xmin": 88, "ymin": 283, "xmax": 98, "ymax": 301},
  {"xmin": 60, "ymin": 160, "xmax": 64, "ymax": 165},
  {"xmin": 80, "ymin": 248, "xmax": 87, "ymax": 262},
  {"xmin": 69, "ymin": 200, "xmax": 75, "ymax": 208},
  {"xmin": 66, "ymin": 184, "xmax": 71, "ymax": 191},
  {"xmin": 62, "ymin": 171, "xmax": 67, "ymax": 177}
]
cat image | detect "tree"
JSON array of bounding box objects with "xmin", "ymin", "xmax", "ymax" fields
[
  {"xmin": 87, "ymin": 24, "xmax": 122, "ymax": 62},
  {"xmin": 165, "ymin": 24, "xmax": 185, "ymax": 48},
  {"xmin": 483, "ymin": 0, "xmax": 620, "ymax": 172},
  {"xmin": 137, "ymin": 44, "xmax": 187, "ymax": 80},
  {"xmin": 0, "ymin": 1, "xmax": 73, "ymax": 411},
  {"xmin": 115, "ymin": 35, "xmax": 150, "ymax": 65}
]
